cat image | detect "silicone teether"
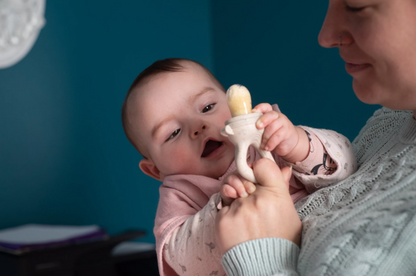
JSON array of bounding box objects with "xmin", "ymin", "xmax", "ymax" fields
[
  {"xmin": 227, "ymin": 84, "xmax": 252, "ymax": 117},
  {"xmin": 221, "ymin": 84, "xmax": 274, "ymax": 183}
]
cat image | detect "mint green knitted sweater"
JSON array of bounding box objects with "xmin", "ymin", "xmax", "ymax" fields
[{"xmin": 222, "ymin": 108, "xmax": 416, "ymax": 276}]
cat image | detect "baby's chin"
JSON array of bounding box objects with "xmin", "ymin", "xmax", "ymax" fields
[{"xmin": 209, "ymin": 161, "xmax": 235, "ymax": 180}]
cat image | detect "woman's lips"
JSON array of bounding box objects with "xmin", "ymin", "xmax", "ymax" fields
[{"xmin": 345, "ymin": 62, "xmax": 371, "ymax": 74}]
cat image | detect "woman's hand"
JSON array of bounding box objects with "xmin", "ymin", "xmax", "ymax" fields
[{"xmin": 215, "ymin": 158, "xmax": 302, "ymax": 255}]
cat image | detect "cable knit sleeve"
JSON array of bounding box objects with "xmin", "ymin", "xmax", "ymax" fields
[
  {"xmin": 222, "ymin": 238, "xmax": 300, "ymax": 276},
  {"xmin": 164, "ymin": 193, "xmax": 225, "ymax": 276}
]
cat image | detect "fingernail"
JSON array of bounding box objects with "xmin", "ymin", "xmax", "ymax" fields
[
  {"xmin": 241, "ymin": 191, "xmax": 248, "ymax": 197},
  {"xmin": 257, "ymin": 121, "xmax": 263, "ymax": 128},
  {"xmin": 247, "ymin": 186, "xmax": 255, "ymax": 194},
  {"xmin": 265, "ymin": 146, "xmax": 269, "ymax": 151}
]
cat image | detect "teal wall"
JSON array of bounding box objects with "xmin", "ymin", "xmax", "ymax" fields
[
  {"xmin": 0, "ymin": 0, "xmax": 213, "ymax": 243},
  {"xmin": 0, "ymin": 1, "xmax": 379, "ymax": 244},
  {"xmin": 212, "ymin": 1, "xmax": 380, "ymax": 139}
]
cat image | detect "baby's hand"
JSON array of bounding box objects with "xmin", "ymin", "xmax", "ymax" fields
[
  {"xmin": 220, "ymin": 172, "xmax": 256, "ymax": 206},
  {"xmin": 253, "ymin": 103, "xmax": 309, "ymax": 163}
]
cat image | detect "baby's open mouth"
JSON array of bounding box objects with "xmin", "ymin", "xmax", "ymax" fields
[{"xmin": 201, "ymin": 140, "xmax": 222, "ymax": 157}]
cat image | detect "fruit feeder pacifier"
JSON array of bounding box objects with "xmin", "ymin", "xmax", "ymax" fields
[{"xmin": 221, "ymin": 84, "xmax": 274, "ymax": 183}]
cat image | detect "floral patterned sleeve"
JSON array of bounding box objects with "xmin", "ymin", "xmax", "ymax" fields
[
  {"xmin": 163, "ymin": 193, "xmax": 225, "ymax": 276},
  {"xmin": 292, "ymin": 129, "xmax": 337, "ymax": 176},
  {"xmin": 288, "ymin": 126, "xmax": 357, "ymax": 193}
]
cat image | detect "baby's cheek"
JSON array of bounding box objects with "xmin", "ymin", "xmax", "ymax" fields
[{"xmin": 165, "ymin": 147, "xmax": 198, "ymax": 174}]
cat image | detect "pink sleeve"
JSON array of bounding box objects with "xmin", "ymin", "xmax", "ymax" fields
[
  {"xmin": 270, "ymin": 104, "xmax": 337, "ymax": 176},
  {"xmin": 154, "ymin": 175, "xmax": 224, "ymax": 276},
  {"xmin": 163, "ymin": 193, "xmax": 225, "ymax": 276},
  {"xmin": 269, "ymin": 105, "xmax": 356, "ymax": 194},
  {"xmin": 291, "ymin": 129, "xmax": 337, "ymax": 176},
  {"xmin": 290, "ymin": 126, "xmax": 357, "ymax": 193}
]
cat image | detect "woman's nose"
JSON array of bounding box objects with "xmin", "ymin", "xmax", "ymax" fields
[
  {"xmin": 318, "ymin": 7, "xmax": 339, "ymax": 48},
  {"xmin": 318, "ymin": 1, "xmax": 350, "ymax": 48}
]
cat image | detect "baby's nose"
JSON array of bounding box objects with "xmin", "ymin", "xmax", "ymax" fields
[{"xmin": 192, "ymin": 125, "xmax": 206, "ymax": 138}]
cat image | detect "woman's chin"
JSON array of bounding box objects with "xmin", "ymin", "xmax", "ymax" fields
[
  {"xmin": 354, "ymin": 80, "xmax": 416, "ymax": 110},
  {"xmin": 353, "ymin": 80, "xmax": 383, "ymax": 106}
]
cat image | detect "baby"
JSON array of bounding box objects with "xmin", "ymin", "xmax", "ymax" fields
[{"xmin": 121, "ymin": 58, "xmax": 356, "ymax": 276}]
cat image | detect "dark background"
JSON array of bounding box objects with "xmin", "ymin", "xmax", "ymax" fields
[{"xmin": 0, "ymin": 1, "xmax": 379, "ymax": 244}]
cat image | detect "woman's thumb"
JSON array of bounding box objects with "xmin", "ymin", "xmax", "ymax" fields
[
  {"xmin": 253, "ymin": 158, "xmax": 287, "ymax": 190},
  {"xmin": 281, "ymin": 165, "xmax": 292, "ymax": 188}
]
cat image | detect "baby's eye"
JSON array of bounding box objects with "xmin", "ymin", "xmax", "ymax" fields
[
  {"xmin": 345, "ymin": 4, "xmax": 366, "ymax": 12},
  {"xmin": 202, "ymin": 103, "xmax": 216, "ymax": 113},
  {"xmin": 166, "ymin": 129, "xmax": 181, "ymax": 142}
]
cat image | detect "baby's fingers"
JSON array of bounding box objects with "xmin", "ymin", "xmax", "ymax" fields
[
  {"xmin": 256, "ymin": 111, "xmax": 280, "ymax": 130},
  {"xmin": 221, "ymin": 184, "xmax": 238, "ymax": 206},
  {"xmin": 224, "ymin": 172, "xmax": 256, "ymax": 193},
  {"xmin": 252, "ymin": 103, "xmax": 273, "ymax": 114},
  {"xmin": 244, "ymin": 181, "xmax": 256, "ymax": 195}
]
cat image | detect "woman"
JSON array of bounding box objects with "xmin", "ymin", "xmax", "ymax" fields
[{"xmin": 216, "ymin": 0, "xmax": 416, "ymax": 275}]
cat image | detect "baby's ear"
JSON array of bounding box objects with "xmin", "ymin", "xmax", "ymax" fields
[{"xmin": 139, "ymin": 159, "xmax": 163, "ymax": 181}]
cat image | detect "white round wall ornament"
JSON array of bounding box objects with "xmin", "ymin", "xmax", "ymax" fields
[{"xmin": 0, "ymin": 0, "xmax": 46, "ymax": 69}]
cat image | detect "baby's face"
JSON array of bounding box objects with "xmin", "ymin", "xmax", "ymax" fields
[{"xmin": 131, "ymin": 62, "xmax": 235, "ymax": 180}]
